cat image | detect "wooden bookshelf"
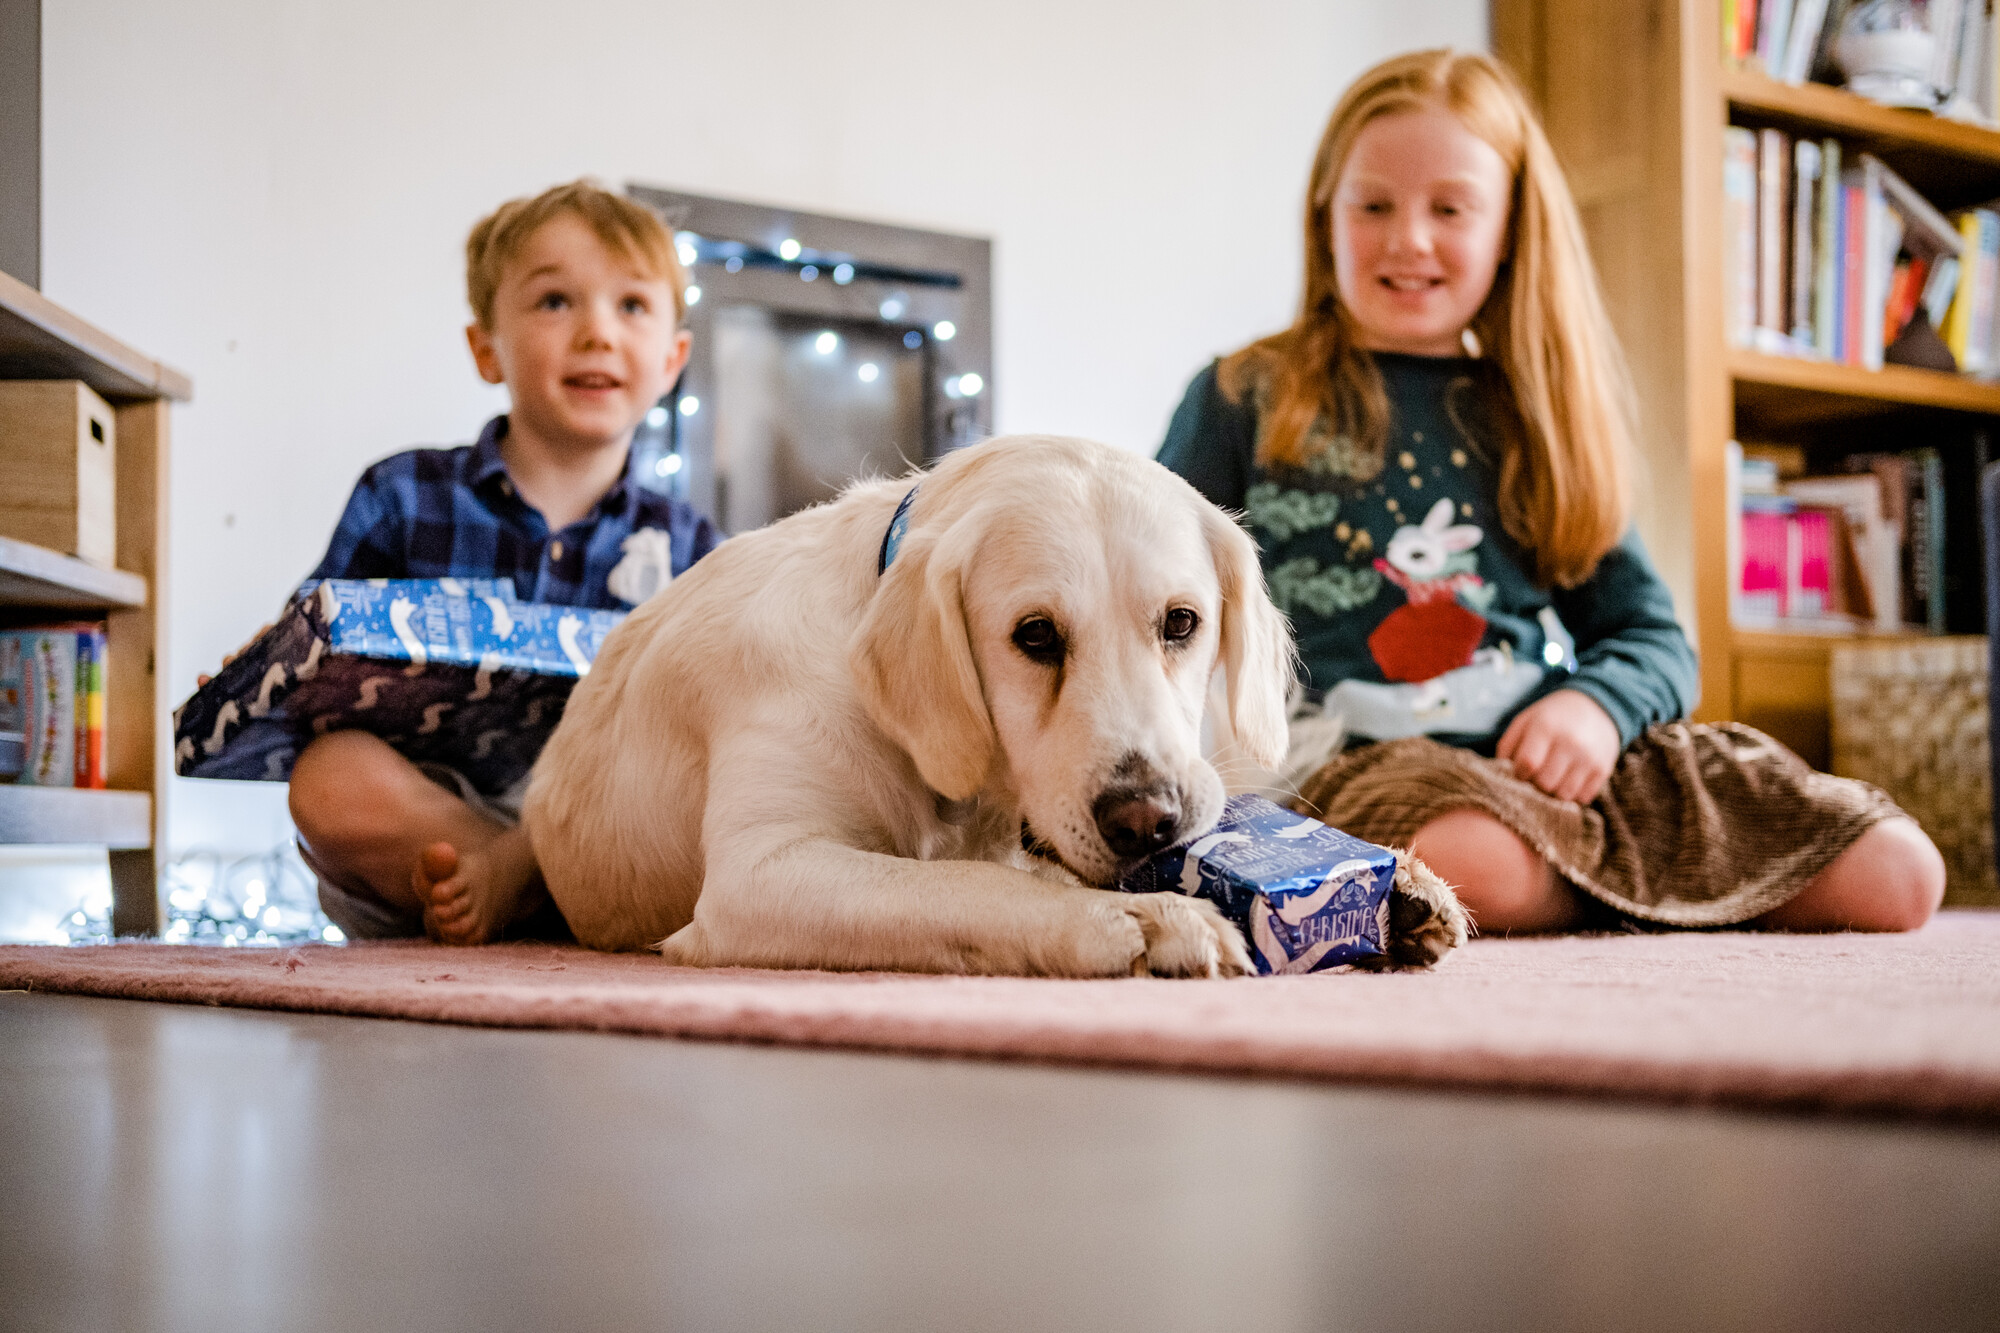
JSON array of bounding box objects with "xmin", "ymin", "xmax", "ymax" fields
[
  {"xmin": 0, "ymin": 787, "xmax": 151, "ymax": 848},
  {"xmin": 1731, "ymin": 350, "xmax": 2000, "ymax": 428},
  {"xmin": 0, "ymin": 534, "xmax": 147, "ymax": 610},
  {"xmin": 0, "ymin": 269, "xmax": 192, "ymax": 402},
  {"xmin": 0, "ymin": 269, "xmax": 187, "ymax": 935},
  {"xmin": 1721, "ymin": 68, "xmax": 2000, "ymax": 208},
  {"xmin": 1728, "ymin": 627, "xmax": 1940, "ymax": 771},
  {"xmin": 1494, "ymin": 1, "xmax": 1998, "ymax": 773}
]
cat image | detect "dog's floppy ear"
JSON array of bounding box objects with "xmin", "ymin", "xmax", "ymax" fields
[
  {"xmin": 851, "ymin": 516, "xmax": 995, "ymax": 801},
  {"xmin": 1203, "ymin": 505, "xmax": 1293, "ymax": 770}
]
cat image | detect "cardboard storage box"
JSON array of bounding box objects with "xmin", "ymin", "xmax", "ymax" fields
[{"xmin": 0, "ymin": 380, "xmax": 118, "ymax": 568}]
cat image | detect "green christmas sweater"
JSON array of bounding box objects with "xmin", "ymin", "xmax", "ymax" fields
[{"xmin": 1158, "ymin": 352, "xmax": 1698, "ymax": 752}]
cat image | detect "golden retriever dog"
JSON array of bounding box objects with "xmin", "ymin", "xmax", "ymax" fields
[{"xmin": 525, "ymin": 434, "xmax": 1464, "ymax": 976}]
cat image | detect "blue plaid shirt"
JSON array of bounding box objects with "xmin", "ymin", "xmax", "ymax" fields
[{"xmin": 308, "ymin": 415, "xmax": 722, "ymax": 609}]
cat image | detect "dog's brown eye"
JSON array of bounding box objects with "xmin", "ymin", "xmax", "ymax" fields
[
  {"xmin": 1012, "ymin": 617, "xmax": 1065, "ymax": 665},
  {"xmin": 1163, "ymin": 608, "xmax": 1199, "ymax": 643}
]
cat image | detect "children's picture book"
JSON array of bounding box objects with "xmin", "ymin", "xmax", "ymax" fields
[{"xmin": 0, "ymin": 624, "xmax": 106, "ymax": 787}]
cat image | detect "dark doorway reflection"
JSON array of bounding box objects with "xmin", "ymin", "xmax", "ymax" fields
[
  {"xmin": 624, "ymin": 185, "xmax": 993, "ymax": 534},
  {"xmin": 711, "ymin": 308, "xmax": 928, "ymax": 534}
]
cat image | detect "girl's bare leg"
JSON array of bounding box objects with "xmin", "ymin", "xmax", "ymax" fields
[
  {"xmin": 1408, "ymin": 809, "xmax": 1583, "ymax": 935},
  {"xmin": 1752, "ymin": 817, "xmax": 1945, "ymax": 933},
  {"xmin": 1412, "ymin": 809, "xmax": 1945, "ymax": 937}
]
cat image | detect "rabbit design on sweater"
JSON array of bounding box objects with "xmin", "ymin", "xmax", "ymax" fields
[{"xmin": 1368, "ymin": 499, "xmax": 1488, "ymax": 685}]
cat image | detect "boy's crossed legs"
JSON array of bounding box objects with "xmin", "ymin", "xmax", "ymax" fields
[{"xmin": 288, "ymin": 731, "xmax": 551, "ymax": 944}]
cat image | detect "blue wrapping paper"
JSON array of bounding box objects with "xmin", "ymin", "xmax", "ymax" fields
[
  {"xmin": 172, "ymin": 578, "xmax": 624, "ymax": 794},
  {"xmin": 1118, "ymin": 794, "xmax": 1394, "ymax": 974}
]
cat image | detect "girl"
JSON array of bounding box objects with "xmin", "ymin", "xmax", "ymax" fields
[{"xmin": 1159, "ymin": 49, "xmax": 1945, "ymax": 934}]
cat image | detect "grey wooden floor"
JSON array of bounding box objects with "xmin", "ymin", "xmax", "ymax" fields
[{"xmin": 3, "ymin": 993, "xmax": 1998, "ymax": 1333}]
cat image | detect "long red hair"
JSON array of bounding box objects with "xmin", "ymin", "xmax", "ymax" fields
[{"xmin": 1220, "ymin": 49, "xmax": 1633, "ymax": 588}]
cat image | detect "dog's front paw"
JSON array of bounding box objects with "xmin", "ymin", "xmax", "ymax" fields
[
  {"xmin": 1120, "ymin": 893, "xmax": 1252, "ymax": 978},
  {"xmin": 656, "ymin": 921, "xmax": 711, "ymax": 966},
  {"xmin": 1352, "ymin": 849, "xmax": 1467, "ymax": 971}
]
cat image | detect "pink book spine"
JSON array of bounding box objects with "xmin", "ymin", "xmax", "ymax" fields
[
  {"xmin": 1793, "ymin": 509, "xmax": 1832, "ymax": 619},
  {"xmin": 1740, "ymin": 510, "xmax": 1787, "ymax": 618}
]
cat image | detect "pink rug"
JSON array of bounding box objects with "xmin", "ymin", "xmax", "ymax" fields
[{"xmin": 7, "ymin": 911, "xmax": 2000, "ymax": 1118}]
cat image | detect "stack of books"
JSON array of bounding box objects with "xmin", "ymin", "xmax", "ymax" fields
[
  {"xmin": 1727, "ymin": 0, "xmax": 1844, "ymax": 86},
  {"xmin": 1728, "ymin": 0, "xmax": 1999, "ymax": 120},
  {"xmin": 1728, "ymin": 444, "xmax": 1948, "ymax": 634},
  {"xmin": 1723, "ymin": 130, "xmax": 1978, "ymax": 370}
]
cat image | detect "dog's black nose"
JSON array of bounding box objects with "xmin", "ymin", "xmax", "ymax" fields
[{"xmin": 1093, "ymin": 790, "xmax": 1183, "ymax": 860}]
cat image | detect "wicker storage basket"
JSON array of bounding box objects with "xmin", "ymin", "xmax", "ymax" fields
[{"xmin": 1830, "ymin": 636, "xmax": 1995, "ymax": 907}]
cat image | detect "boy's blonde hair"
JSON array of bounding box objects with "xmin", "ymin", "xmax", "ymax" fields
[
  {"xmin": 466, "ymin": 179, "xmax": 688, "ymax": 329},
  {"xmin": 1220, "ymin": 48, "xmax": 1633, "ymax": 589}
]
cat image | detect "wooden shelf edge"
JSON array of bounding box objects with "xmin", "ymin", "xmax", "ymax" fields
[
  {"xmin": 1731, "ymin": 626, "xmax": 1936, "ymax": 651},
  {"xmin": 1728, "ymin": 349, "xmax": 2000, "ymax": 414},
  {"xmin": 1721, "ymin": 67, "xmax": 2000, "ymax": 166},
  {"xmin": 0, "ymin": 535, "xmax": 147, "ymax": 610},
  {"xmin": 0, "ymin": 786, "xmax": 151, "ymax": 848},
  {"xmin": 0, "ymin": 269, "xmax": 193, "ymax": 404}
]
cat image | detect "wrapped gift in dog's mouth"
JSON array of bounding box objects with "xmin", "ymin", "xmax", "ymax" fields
[{"xmin": 1117, "ymin": 794, "xmax": 1394, "ymax": 975}]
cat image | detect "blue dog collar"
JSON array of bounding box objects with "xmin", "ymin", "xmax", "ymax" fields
[{"xmin": 878, "ymin": 485, "xmax": 918, "ymax": 574}]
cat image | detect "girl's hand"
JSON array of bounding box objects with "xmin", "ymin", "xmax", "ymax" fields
[{"xmin": 1496, "ymin": 689, "xmax": 1621, "ymax": 805}]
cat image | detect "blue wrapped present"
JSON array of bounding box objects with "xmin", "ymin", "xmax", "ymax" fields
[
  {"xmin": 1118, "ymin": 794, "xmax": 1394, "ymax": 975},
  {"xmin": 173, "ymin": 578, "xmax": 624, "ymax": 794}
]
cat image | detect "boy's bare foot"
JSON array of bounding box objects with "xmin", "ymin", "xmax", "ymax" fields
[{"xmin": 412, "ymin": 827, "xmax": 547, "ymax": 945}]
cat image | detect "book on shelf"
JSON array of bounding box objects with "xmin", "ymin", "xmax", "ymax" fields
[
  {"xmin": 1783, "ymin": 472, "xmax": 1902, "ymax": 630},
  {"xmin": 1784, "ymin": 0, "xmax": 1833, "ymax": 84},
  {"xmin": 1937, "ymin": 425, "xmax": 1996, "ymax": 628},
  {"xmin": 1790, "ymin": 137, "xmax": 1821, "ymax": 344},
  {"xmin": 1759, "ymin": 127, "xmax": 1790, "ymax": 342},
  {"xmin": 0, "ymin": 622, "xmax": 106, "ymax": 788},
  {"xmin": 1726, "ymin": 444, "xmax": 1969, "ymax": 636},
  {"xmin": 1942, "ymin": 207, "xmax": 2000, "ymax": 371},
  {"xmin": 1727, "ymin": 0, "xmax": 1835, "ymax": 84},
  {"xmin": 1729, "ymin": 444, "xmax": 1845, "ymax": 629},
  {"xmin": 1846, "ymin": 449, "xmax": 1949, "ymax": 634},
  {"xmin": 1933, "ymin": 1, "xmax": 1971, "ymax": 100},
  {"xmin": 1724, "ymin": 127, "xmax": 1975, "ymax": 370},
  {"xmin": 1736, "ymin": 498, "xmax": 1859, "ymax": 628},
  {"xmin": 1762, "ymin": 0, "xmax": 1796, "ymax": 82},
  {"xmin": 1944, "ymin": 0, "xmax": 2000, "ymax": 123},
  {"xmin": 1814, "ymin": 136, "xmax": 1841, "ymax": 356},
  {"xmin": 1725, "ymin": 127, "xmax": 1760, "ymax": 347}
]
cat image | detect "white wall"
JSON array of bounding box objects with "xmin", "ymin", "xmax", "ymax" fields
[{"xmin": 42, "ymin": 0, "xmax": 1487, "ymax": 858}]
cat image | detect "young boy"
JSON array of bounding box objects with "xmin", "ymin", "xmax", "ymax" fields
[{"xmin": 284, "ymin": 180, "xmax": 721, "ymax": 945}]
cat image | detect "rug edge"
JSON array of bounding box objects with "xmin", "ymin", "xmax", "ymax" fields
[{"xmin": 7, "ymin": 957, "xmax": 1999, "ymax": 1122}]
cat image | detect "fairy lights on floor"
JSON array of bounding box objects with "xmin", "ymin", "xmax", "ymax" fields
[{"xmin": 151, "ymin": 843, "xmax": 344, "ymax": 946}]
